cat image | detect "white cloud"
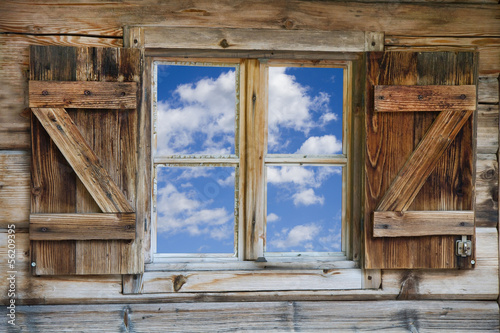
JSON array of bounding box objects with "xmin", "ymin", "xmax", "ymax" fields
[
  {"xmin": 156, "ymin": 70, "xmax": 236, "ymax": 155},
  {"xmin": 296, "ymin": 135, "xmax": 342, "ymax": 155},
  {"xmin": 156, "ymin": 182, "xmax": 233, "ymax": 240},
  {"xmin": 217, "ymin": 171, "xmax": 235, "ymax": 187},
  {"xmin": 267, "ymin": 213, "xmax": 280, "ymax": 223},
  {"xmin": 270, "ymin": 224, "xmax": 321, "ymax": 251},
  {"xmin": 292, "ymin": 189, "xmax": 324, "ymax": 206},
  {"xmin": 267, "ymin": 166, "xmax": 317, "ymax": 188}
]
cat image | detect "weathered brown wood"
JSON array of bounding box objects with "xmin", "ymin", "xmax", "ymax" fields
[
  {"xmin": 1, "ymin": 1, "xmax": 499, "ymax": 37},
  {"xmin": 0, "ymin": 152, "xmax": 30, "ymax": 229},
  {"xmin": 373, "ymin": 211, "xmax": 474, "ymax": 237},
  {"xmin": 385, "ymin": 36, "xmax": 500, "ymax": 74},
  {"xmin": 374, "ymin": 85, "xmax": 476, "ymax": 112},
  {"xmin": 477, "ymin": 104, "xmax": 499, "ymax": 154},
  {"xmin": 30, "ymin": 45, "xmax": 141, "ymax": 275},
  {"xmin": 143, "ymin": 27, "xmax": 380, "ymax": 52},
  {"xmin": 141, "ymin": 269, "xmax": 362, "ymax": 293},
  {"xmin": 476, "ymin": 156, "xmax": 498, "ymax": 227},
  {"xmin": 376, "ymin": 108, "xmax": 473, "ymax": 212},
  {"xmin": 29, "ymin": 81, "xmax": 137, "ymax": 109},
  {"xmin": 29, "ymin": 213, "xmax": 136, "ymax": 240},
  {"xmin": 240, "ymin": 59, "xmax": 266, "ymax": 260},
  {"xmin": 0, "ymin": 228, "xmax": 497, "ymax": 304},
  {"xmin": 478, "ymin": 74, "xmax": 499, "ymax": 104},
  {"xmin": 31, "ymin": 107, "xmax": 134, "ymax": 213},
  {"xmin": 365, "ymin": 51, "xmax": 477, "ymax": 269},
  {"xmin": 5, "ymin": 301, "xmax": 499, "ymax": 332}
]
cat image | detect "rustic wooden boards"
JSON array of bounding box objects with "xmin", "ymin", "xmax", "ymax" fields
[
  {"xmin": 30, "ymin": 45, "xmax": 141, "ymax": 275},
  {"xmin": 4, "ymin": 301, "xmax": 498, "ymax": 332},
  {"xmin": 365, "ymin": 51, "xmax": 478, "ymax": 269}
]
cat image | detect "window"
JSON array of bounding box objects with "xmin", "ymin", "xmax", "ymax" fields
[{"xmin": 152, "ymin": 58, "xmax": 351, "ymax": 262}]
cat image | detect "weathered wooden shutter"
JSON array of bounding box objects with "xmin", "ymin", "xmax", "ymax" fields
[
  {"xmin": 29, "ymin": 45, "xmax": 143, "ymax": 275},
  {"xmin": 365, "ymin": 51, "xmax": 477, "ymax": 269}
]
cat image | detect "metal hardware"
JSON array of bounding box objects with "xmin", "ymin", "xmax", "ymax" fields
[
  {"xmin": 456, "ymin": 235, "xmax": 472, "ymax": 257},
  {"xmin": 31, "ymin": 262, "xmax": 36, "ymax": 267}
]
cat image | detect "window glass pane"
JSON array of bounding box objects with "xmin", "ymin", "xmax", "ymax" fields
[
  {"xmin": 156, "ymin": 166, "xmax": 236, "ymax": 254},
  {"xmin": 155, "ymin": 64, "xmax": 237, "ymax": 155},
  {"xmin": 266, "ymin": 166, "xmax": 342, "ymax": 253},
  {"xmin": 268, "ymin": 67, "xmax": 343, "ymax": 154}
]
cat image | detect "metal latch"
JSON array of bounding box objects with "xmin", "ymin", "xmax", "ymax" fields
[{"xmin": 456, "ymin": 235, "xmax": 472, "ymax": 257}]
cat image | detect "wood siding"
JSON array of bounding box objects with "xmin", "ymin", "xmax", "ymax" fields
[{"xmin": 0, "ymin": 0, "xmax": 498, "ymax": 331}]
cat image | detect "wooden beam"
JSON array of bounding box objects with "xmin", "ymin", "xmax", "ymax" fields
[
  {"xmin": 376, "ymin": 109, "xmax": 473, "ymax": 212},
  {"xmin": 142, "ymin": 27, "xmax": 382, "ymax": 52},
  {"xmin": 373, "ymin": 211, "xmax": 474, "ymax": 237},
  {"xmin": 29, "ymin": 213, "xmax": 135, "ymax": 240},
  {"xmin": 31, "ymin": 107, "xmax": 134, "ymax": 213},
  {"xmin": 29, "ymin": 81, "xmax": 137, "ymax": 109},
  {"xmin": 374, "ymin": 85, "xmax": 476, "ymax": 112}
]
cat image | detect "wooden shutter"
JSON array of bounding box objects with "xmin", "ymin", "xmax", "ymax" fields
[
  {"xmin": 29, "ymin": 45, "xmax": 143, "ymax": 275},
  {"xmin": 365, "ymin": 51, "xmax": 478, "ymax": 269}
]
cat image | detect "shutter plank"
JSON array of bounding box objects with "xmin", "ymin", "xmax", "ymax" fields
[
  {"xmin": 374, "ymin": 85, "xmax": 476, "ymax": 112},
  {"xmin": 29, "ymin": 81, "xmax": 137, "ymax": 109},
  {"xmin": 30, "ymin": 213, "xmax": 136, "ymax": 240},
  {"xmin": 373, "ymin": 211, "xmax": 474, "ymax": 237},
  {"xmin": 376, "ymin": 109, "xmax": 473, "ymax": 211},
  {"xmin": 31, "ymin": 107, "xmax": 134, "ymax": 213}
]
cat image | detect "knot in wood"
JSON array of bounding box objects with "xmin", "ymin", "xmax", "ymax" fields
[
  {"xmin": 42, "ymin": 90, "xmax": 49, "ymax": 96},
  {"xmin": 219, "ymin": 39, "xmax": 229, "ymax": 49},
  {"xmin": 284, "ymin": 19, "xmax": 294, "ymax": 30},
  {"xmin": 378, "ymin": 95, "xmax": 384, "ymax": 100},
  {"xmin": 459, "ymin": 94, "xmax": 467, "ymax": 100},
  {"xmin": 120, "ymin": 91, "xmax": 126, "ymax": 97},
  {"xmin": 133, "ymin": 39, "xmax": 138, "ymax": 45},
  {"xmin": 84, "ymin": 90, "xmax": 92, "ymax": 96},
  {"xmin": 417, "ymin": 95, "xmax": 424, "ymax": 100},
  {"xmin": 41, "ymin": 227, "xmax": 48, "ymax": 232}
]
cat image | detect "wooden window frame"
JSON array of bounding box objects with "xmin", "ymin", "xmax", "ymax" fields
[{"xmin": 124, "ymin": 27, "xmax": 383, "ymax": 294}]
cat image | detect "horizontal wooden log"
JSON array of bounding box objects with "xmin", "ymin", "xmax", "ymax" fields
[
  {"xmin": 373, "ymin": 211, "xmax": 474, "ymax": 237},
  {"xmin": 143, "ymin": 27, "xmax": 382, "ymax": 52},
  {"xmin": 377, "ymin": 109, "xmax": 473, "ymax": 211},
  {"xmin": 374, "ymin": 85, "xmax": 476, "ymax": 112},
  {"xmin": 1, "ymin": 1, "xmax": 499, "ymax": 37},
  {"xmin": 478, "ymin": 74, "xmax": 499, "ymax": 103},
  {"xmin": 477, "ymin": 104, "xmax": 499, "ymax": 154},
  {"xmin": 29, "ymin": 81, "xmax": 137, "ymax": 109},
  {"xmin": 31, "ymin": 107, "xmax": 133, "ymax": 213},
  {"xmin": 1, "ymin": 301, "xmax": 497, "ymax": 332},
  {"xmin": 29, "ymin": 213, "xmax": 136, "ymax": 240}
]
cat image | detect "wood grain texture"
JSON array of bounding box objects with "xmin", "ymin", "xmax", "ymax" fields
[
  {"xmin": 29, "ymin": 213, "xmax": 136, "ymax": 240},
  {"xmin": 385, "ymin": 36, "xmax": 500, "ymax": 74},
  {"xmin": 141, "ymin": 269, "xmax": 362, "ymax": 293},
  {"xmin": 476, "ymin": 156, "xmax": 498, "ymax": 227},
  {"xmin": 478, "ymin": 74, "xmax": 499, "ymax": 104},
  {"xmin": 3, "ymin": 301, "xmax": 498, "ymax": 332},
  {"xmin": 29, "ymin": 81, "xmax": 137, "ymax": 109},
  {"xmin": 32, "ymin": 107, "xmax": 134, "ymax": 213},
  {"xmin": 240, "ymin": 59, "xmax": 266, "ymax": 260},
  {"xmin": 365, "ymin": 51, "xmax": 477, "ymax": 270},
  {"xmin": 143, "ymin": 27, "xmax": 374, "ymax": 52},
  {"xmin": 376, "ymin": 109, "xmax": 473, "ymax": 212},
  {"xmin": 374, "ymin": 85, "xmax": 476, "ymax": 112},
  {"xmin": 0, "ymin": 228, "xmax": 496, "ymax": 304},
  {"xmin": 1, "ymin": 1, "xmax": 499, "ymax": 37},
  {"xmin": 30, "ymin": 45, "xmax": 141, "ymax": 275},
  {"xmin": 0, "ymin": 152, "xmax": 30, "ymax": 229},
  {"xmin": 373, "ymin": 211, "xmax": 474, "ymax": 237},
  {"xmin": 477, "ymin": 104, "xmax": 499, "ymax": 154}
]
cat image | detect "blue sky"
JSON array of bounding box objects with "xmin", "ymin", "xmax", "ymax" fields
[{"xmin": 155, "ymin": 64, "xmax": 343, "ymax": 254}]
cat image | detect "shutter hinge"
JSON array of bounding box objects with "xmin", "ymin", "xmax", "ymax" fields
[{"xmin": 456, "ymin": 235, "xmax": 472, "ymax": 257}]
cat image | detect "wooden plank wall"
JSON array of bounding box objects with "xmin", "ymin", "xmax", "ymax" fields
[{"xmin": 0, "ymin": 0, "xmax": 499, "ymax": 331}]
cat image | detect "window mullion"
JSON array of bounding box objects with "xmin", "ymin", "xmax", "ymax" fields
[{"xmin": 239, "ymin": 59, "xmax": 267, "ymax": 260}]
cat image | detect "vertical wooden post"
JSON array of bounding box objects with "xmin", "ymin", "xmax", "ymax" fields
[
  {"xmin": 239, "ymin": 59, "xmax": 267, "ymax": 260},
  {"xmin": 123, "ymin": 26, "xmax": 147, "ymax": 294}
]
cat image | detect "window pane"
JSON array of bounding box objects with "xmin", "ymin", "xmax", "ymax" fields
[
  {"xmin": 266, "ymin": 166, "xmax": 342, "ymax": 253},
  {"xmin": 155, "ymin": 64, "xmax": 237, "ymax": 155},
  {"xmin": 156, "ymin": 166, "xmax": 236, "ymax": 254},
  {"xmin": 268, "ymin": 67, "xmax": 343, "ymax": 154}
]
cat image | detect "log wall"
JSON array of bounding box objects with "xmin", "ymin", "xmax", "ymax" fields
[{"xmin": 0, "ymin": 1, "xmax": 498, "ymax": 331}]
